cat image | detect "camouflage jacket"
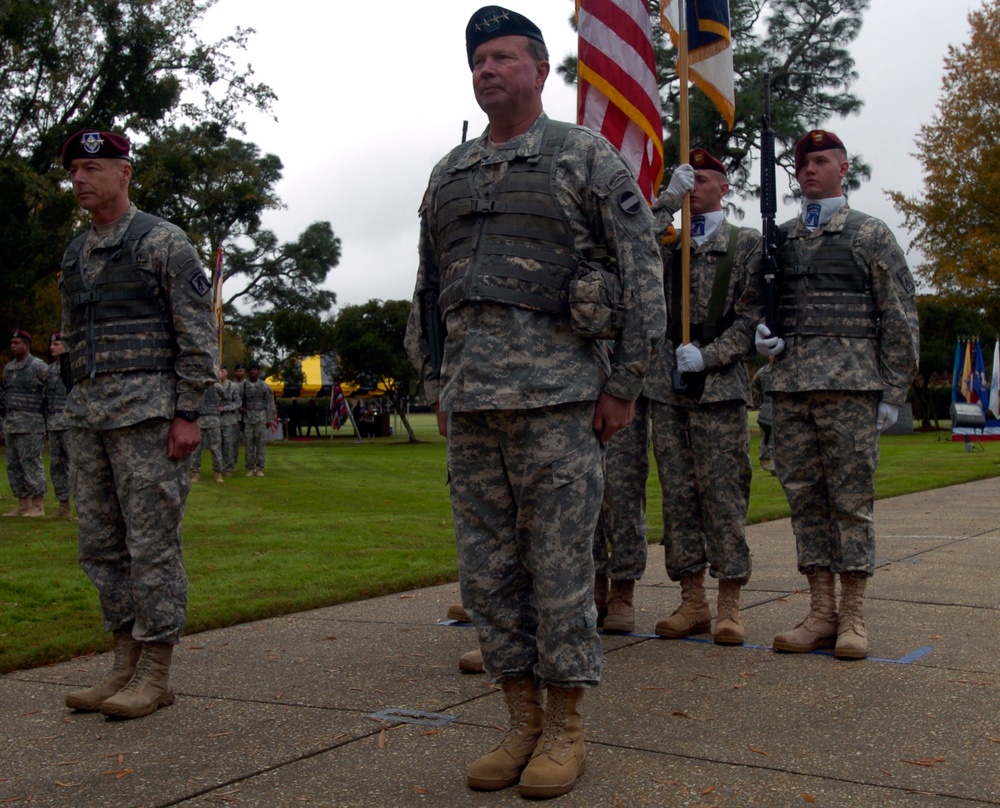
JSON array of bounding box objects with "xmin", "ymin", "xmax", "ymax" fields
[
  {"xmin": 44, "ymin": 358, "xmax": 71, "ymax": 432},
  {"xmin": 405, "ymin": 113, "xmax": 666, "ymax": 412},
  {"xmin": 2, "ymin": 354, "xmax": 47, "ymax": 433},
  {"xmin": 60, "ymin": 204, "xmax": 217, "ymax": 430},
  {"xmin": 644, "ymin": 221, "xmax": 762, "ymax": 406},
  {"xmin": 242, "ymin": 379, "xmax": 276, "ymax": 425},
  {"xmin": 218, "ymin": 380, "xmax": 242, "ymax": 425},
  {"xmin": 768, "ymin": 205, "xmax": 919, "ymax": 405}
]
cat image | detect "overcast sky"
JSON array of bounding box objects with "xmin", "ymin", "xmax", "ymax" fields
[{"xmin": 199, "ymin": 0, "xmax": 981, "ymax": 311}]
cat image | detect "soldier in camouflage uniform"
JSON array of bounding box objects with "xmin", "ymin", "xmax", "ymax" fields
[
  {"xmin": 241, "ymin": 363, "xmax": 275, "ymax": 476},
  {"xmin": 3, "ymin": 329, "xmax": 48, "ymax": 517},
  {"xmin": 217, "ymin": 365, "xmax": 241, "ymax": 476},
  {"xmin": 58, "ymin": 130, "xmax": 216, "ymax": 718},
  {"xmin": 755, "ymin": 130, "xmax": 919, "ymax": 660},
  {"xmin": 640, "ymin": 150, "xmax": 762, "ymax": 646},
  {"xmin": 45, "ymin": 334, "xmax": 76, "ymax": 519},
  {"xmin": 405, "ymin": 7, "xmax": 665, "ymax": 798},
  {"xmin": 189, "ymin": 375, "xmax": 225, "ymax": 482}
]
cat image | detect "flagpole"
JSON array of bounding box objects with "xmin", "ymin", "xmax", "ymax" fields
[{"xmin": 677, "ymin": 0, "xmax": 692, "ymax": 346}]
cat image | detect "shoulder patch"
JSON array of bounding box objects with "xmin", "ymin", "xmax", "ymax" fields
[
  {"xmin": 607, "ymin": 169, "xmax": 631, "ymax": 190},
  {"xmin": 895, "ymin": 262, "xmax": 916, "ymax": 295},
  {"xmin": 618, "ymin": 190, "xmax": 643, "ymax": 216},
  {"xmin": 187, "ymin": 267, "xmax": 211, "ymax": 297}
]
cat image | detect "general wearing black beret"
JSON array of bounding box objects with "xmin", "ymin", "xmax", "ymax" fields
[{"xmin": 466, "ymin": 6, "xmax": 545, "ymax": 70}]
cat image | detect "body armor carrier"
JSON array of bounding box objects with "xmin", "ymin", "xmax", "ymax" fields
[
  {"xmin": 199, "ymin": 383, "xmax": 221, "ymax": 417},
  {"xmin": 775, "ymin": 210, "xmax": 878, "ymax": 339},
  {"xmin": 62, "ymin": 212, "xmax": 178, "ymax": 382},
  {"xmin": 44, "ymin": 368, "xmax": 68, "ymax": 416},
  {"xmin": 243, "ymin": 381, "xmax": 270, "ymax": 412},
  {"xmin": 434, "ymin": 120, "xmax": 578, "ymax": 317},
  {"xmin": 4, "ymin": 359, "xmax": 44, "ymax": 413}
]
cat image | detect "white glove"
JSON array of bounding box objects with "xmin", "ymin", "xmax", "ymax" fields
[
  {"xmin": 755, "ymin": 323, "xmax": 785, "ymax": 357},
  {"xmin": 675, "ymin": 343, "xmax": 706, "ymax": 373},
  {"xmin": 877, "ymin": 402, "xmax": 899, "ymax": 433},
  {"xmin": 665, "ymin": 163, "xmax": 695, "ymax": 198}
]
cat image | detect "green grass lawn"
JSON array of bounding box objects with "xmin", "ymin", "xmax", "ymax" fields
[{"xmin": 1, "ymin": 413, "xmax": 997, "ymax": 674}]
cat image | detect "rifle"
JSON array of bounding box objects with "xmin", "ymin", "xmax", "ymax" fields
[{"xmin": 760, "ymin": 73, "xmax": 780, "ymax": 336}]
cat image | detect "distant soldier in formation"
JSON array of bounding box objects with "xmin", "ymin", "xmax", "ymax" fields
[
  {"xmin": 756, "ymin": 130, "xmax": 919, "ymax": 660},
  {"xmin": 241, "ymin": 362, "xmax": 275, "ymax": 476},
  {"xmin": 3, "ymin": 329, "xmax": 48, "ymax": 517},
  {"xmin": 59, "ymin": 129, "xmax": 216, "ymax": 718},
  {"xmin": 217, "ymin": 365, "xmax": 241, "ymax": 477},
  {"xmin": 189, "ymin": 372, "xmax": 225, "ymax": 482},
  {"xmin": 45, "ymin": 333, "xmax": 76, "ymax": 519}
]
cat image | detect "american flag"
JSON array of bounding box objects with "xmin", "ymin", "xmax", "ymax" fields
[
  {"xmin": 577, "ymin": 0, "xmax": 665, "ymax": 203},
  {"xmin": 330, "ymin": 383, "xmax": 350, "ymax": 430}
]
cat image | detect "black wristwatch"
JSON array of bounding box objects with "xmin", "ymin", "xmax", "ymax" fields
[{"xmin": 175, "ymin": 409, "xmax": 201, "ymax": 422}]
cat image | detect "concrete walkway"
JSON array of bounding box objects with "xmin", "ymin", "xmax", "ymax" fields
[{"xmin": 3, "ymin": 478, "xmax": 1000, "ymax": 807}]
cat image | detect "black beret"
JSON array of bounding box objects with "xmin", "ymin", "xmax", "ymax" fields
[
  {"xmin": 794, "ymin": 130, "xmax": 846, "ymax": 172},
  {"xmin": 690, "ymin": 148, "xmax": 727, "ymax": 176},
  {"xmin": 234, "ymin": 363, "xmax": 245, "ymax": 370},
  {"xmin": 61, "ymin": 130, "xmax": 132, "ymax": 169},
  {"xmin": 466, "ymin": 6, "xmax": 545, "ymax": 70},
  {"xmin": 249, "ymin": 362, "xmax": 260, "ymax": 371}
]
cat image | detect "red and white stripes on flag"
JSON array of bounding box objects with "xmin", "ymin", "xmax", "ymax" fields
[
  {"xmin": 577, "ymin": 0, "xmax": 664, "ymax": 202},
  {"xmin": 330, "ymin": 383, "xmax": 350, "ymax": 430}
]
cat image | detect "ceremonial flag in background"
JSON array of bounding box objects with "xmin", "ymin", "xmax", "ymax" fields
[
  {"xmin": 660, "ymin": 0, "xmax": 735, "ymax": 129},
  {"xmin": 211, "ymin": 248, "xmax": 224, "ymax": 337},
  {"xmin": 577, "ymin": 0, "xmax": 664, "ymax": 202},
  {"xmin": 960, "ymin": 340, "xmax": 974, "ymax": 403},
  {"xmin": 973, "ymin": 339, "xmax": 988, "ymax": 413},
  {"xmin": 989, "ymin": 341, "xmax": 999, "ymax": 418},
  {"xmin": 952, "ymin": 339, "xmax": 963, "ymax": 402},
  {"xmin": 330, "ymin": 383, "xmax": 350, "ymax": 430}
]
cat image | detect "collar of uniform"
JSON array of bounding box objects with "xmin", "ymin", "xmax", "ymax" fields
[
  {"xmin": 89, "ymin": 202, "xmax": 139, "ymax": 249},
  {"xmin": 458, "ymin": 112, "xmax": 549, "ymax": 170},
  {"xmin": 794, "ymin": 201, "xmax": 851, "ymax": 236},
  {"xmin": 695, "ymin": 217, "xmax": 731, "ymax": 253}
]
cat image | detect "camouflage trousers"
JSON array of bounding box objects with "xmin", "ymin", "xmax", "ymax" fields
[
  {"xmin": 245, "ymin": 422, "xmax": 268, "ymax": 470},
  {"xmin": 594, "ymin": 395, "xmax": 649, "ymax": 581},
  {"xmin": 449, "ymin": 402, "xmax": 605, "ymax": 688},
  {"xmin": 221, "ymin": 422, "xmax": 240, "ymax": 472},
  {"xmin": 190, "ymin": 424, "xmax": 224, "ymax": 473},
  {"xmin": 48, "ymin": 428, "xmax": 73, "ymax": 501},
  {"xmin": 5, "ymin": 431, "xmax": 46, "ymax": 499},
  {"xmin": 72, "ymin": 419, "xmax": 190, "ymax": 643},
  {"xmin": 773, "ymin": 391, "xmax": 879, "ymax": 577},
  {"xmin": 651, "ymin": 400, "xmax": 752, "ymax": 584}
]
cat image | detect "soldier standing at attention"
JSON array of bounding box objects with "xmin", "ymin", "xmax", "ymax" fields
[
  {"xmin": 217, "ymin": 365, "xmax": 240, "ymax": 477},
  {"xmin": 241, "ymin": 362, "xmax": 275, "ymax": 476},
  {"xmin": 3, "ymin": 329, "xmax": 48, "ymax": 517},
  {"xmin": 405, "ymin": 7, "xmax": 665, "ymax": 798},
  {"xmin": 755, "ymin": 130, "xmax": 919, "ymax": 660},
  {"xmin": 189, "ymin": 372, "xmax": 225, "ymax": 482},
  {"xmin": 45, "ymin": 333, "xmax": 76, "ymax": 519},
  {"xmin": 59, "ymin": 129, "xmax": 216, "ymax": 718},
  {"xmin": 647, "ymin": 149, "xmax": 762, "ymax": 645}
]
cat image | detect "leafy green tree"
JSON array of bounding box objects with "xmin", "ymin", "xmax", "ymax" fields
[
  {"xmin": 0, "ymin": 0, "xmax": 274, "ymax": 338},
  {"xmin": 889, "ymin": 0, "xmax": 1000, "ymax": 327},
  {"xmin": 331, "ymin": 300, "xmax": 419, "ymax": 442},
  {"xmin": 559, "ymin": 0, "xmax": 872, "ymax": 203}
]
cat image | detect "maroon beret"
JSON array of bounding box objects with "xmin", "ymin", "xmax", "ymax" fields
[
  {"xmin": 794, "ymin": 130, "xmax": 846, "ymax": 172},
  {"xmin": 50, "ymin": 332, "xmax": 61, "ymax": 344},
  {"xmin": 690, "ymin": 148, "xmax": 727, "ymax": 176},
  {"xmin": 61, "ymin": 130, "xmax": 132, "ymax": 169},
  {"xmin": 466, "ymin": 6, "xmax": 545, "ymax": 69},
  {"xmin": 11, "ymin": 328, "xmax": 31, "ymax": 342}
]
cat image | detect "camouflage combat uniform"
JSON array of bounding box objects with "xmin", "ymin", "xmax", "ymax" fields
[
  {"xmin": 750, "ymin": 362, "xmax": 775, "ymax": 472},
  {"xmin": 242, "ymin": 379, "xmax": 275, "ymax": 472},
  {"xmin": 406, "ymin": 113, "xmax": 666, "ymax": 687},
  {"xmin": 644, "ymin": 222, "xmax": 762, "ymax": 584},
  {"xmin": 189, "ymin": 381, "xmax": 224, "ymax": 474},
  {"xmin": 219, "ymin": 379, "xmax": 241, "ymax": 472},
  {"xmin": 3, "ymin": 353, "xmax": 48, "ymax": 499},
  {"xmin": 60, "ymin": 203, "xmax": 216, "ymax": 644},
  {"xmin": 45, "ymin": 358, "xmax": 73, "ymax": 502},
  {"xmin": 769, "ymin": 205, "xmax": 919, "ymax": 576}
]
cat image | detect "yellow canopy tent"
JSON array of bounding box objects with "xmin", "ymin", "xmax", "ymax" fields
[{"xmin": 265, "ymin": 355, "xmax": 392, "ymax": 399}]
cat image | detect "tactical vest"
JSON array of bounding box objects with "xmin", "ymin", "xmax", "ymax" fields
[
  {"xmin": 61, "ymin": 212, "xmax": 178, "ymax": 382},
  {"xmin": 668, "ymin": 226, "xmax": 741, "ymax": 345},
  {"xmin": 435, "ymin": 121, "xmax": 579, "ymax": 317},
  {"xmin": 44, "ymin": 365, "xmax": 68, "ymax": 416},
  {"xmin": 199, "ymin": 383, "xmax": 221, "ymax": 417},
  {"xmin": 243, "ymin": 381, "xmax": 270, "ymax": 412},
  {"xmin": 4, "ymin": 358, "xmax": 44, "ymax": 413},
  {"xmin": 775, "ymin": 210, "xmax": 878, "ymax": 339}
]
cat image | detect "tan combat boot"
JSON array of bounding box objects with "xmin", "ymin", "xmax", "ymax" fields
[
  {"xmin": 447, "ymin": 603, "xmax": 470, "ymax": 622},
  {"xmin": 190, "ymin": 470, "xmax": 200, "ymax": 482},
  {"xmin": 593, "ymin": 573, "xmax": 609, "ymax": 628},
  {"xmin": 51, "ymin": 500, "xmax": 76, "ymax": 520},
  {"xmin": 467, "ymin": 676, "xmax": 543, "ymax": 791},
  {"xmin": 65, "ymin": 631, "xmax": 142, "ymax": 711},
  {"xmin": 214, "ymin": 472, "xmax": 224, "ymax": 483},
  {"xmin": 773, "ymin": 571, "xmax": 838, "ymax": 652},
  {"xmin": 602, "ymin": 579, "xmax": 635, "ymax": 633},
  {"xmin": 100, "ymin": 642, "xmax": 176, "ymax": 719},
  {"xmin": 714, "ymin": 580, "xmax": 745, "ymax": 645},
  {"xmin": 835, "ymin": 574, "xmax": 869, "ymax": 660},
  {"xmin": 23, "ymin": 496, "xmax": 46, "ymax": 517},
  {"xmin": 655, "ymin": 570, "xmax": 712, "ymax": 638},
  {"xmin": 518, "ymin": 686, "xmax": 586, "ymax": 798},
  {"xmin": 459, "ymin": 647, "xmax": 485, "ymax": 673},
  {"xmin": 4, "ymin": 497, "xmax": 29, "ymax": 517}
]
